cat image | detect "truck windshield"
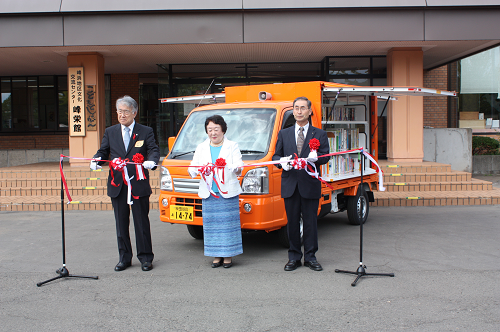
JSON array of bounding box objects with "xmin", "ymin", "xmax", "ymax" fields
[{"xmin": 169, "ymin": 108, "xmax": 276, "ymax": 160}]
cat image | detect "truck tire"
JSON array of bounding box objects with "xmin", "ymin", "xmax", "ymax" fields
[
  {"xmin": 347, "ymin": 188, "xmax": 369, "ymax": 225},
  {"xmin": 187, "ymin": 225, "xmax": 204, "ymax": 239},
  {"xmin": 276, "ymin": 215, "xmax": 303, "ymax": 248}
]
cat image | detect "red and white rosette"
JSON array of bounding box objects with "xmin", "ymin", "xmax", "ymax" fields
[
  {"xmin": 292, "ymin": 154, "xmax": 307, "ymax": 170},
  {"xmin": 308, "ymin": 138, "xmax": 320, "ymax": 161},
  {"xmin": 198, "ymin": 163, "xmax": 218, "ymax": 198},
  {"xmin": 197, "ymin": 158, "xmax": 229, "ymax": 198},
  {"xmin": 302, "ymin": 138, "xmax": 335, "ymax": 189},
  {"xmin": 132, "ymin": 153, "xmax": 147, "ymax": 181},
  {"xmin": 110, "ymin": 157, "xmax": 138, "ymax": 205},
  {"xmin": 214, "ymin": 157, "xmax": 227, "ymax": 185}
]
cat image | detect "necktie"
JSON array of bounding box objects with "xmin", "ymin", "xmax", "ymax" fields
[
  {"xmin": 123, "ymin": 127, "xmax": 130, "ymax": 150},
  {"xmin": 297, "ymin": 127, "xmax": 305, "ymax": 155}
]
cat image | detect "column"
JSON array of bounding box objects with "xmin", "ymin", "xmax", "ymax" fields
[{"xmin": 386, "ymin": 47, "xmax": 424, "ymax": 162}]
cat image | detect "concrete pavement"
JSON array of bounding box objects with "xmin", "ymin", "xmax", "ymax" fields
[{"xmin": 0, "ymin": 206, "xmax": 499, "ymax": 331}]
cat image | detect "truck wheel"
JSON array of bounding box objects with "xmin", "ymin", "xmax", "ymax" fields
[
  {"xmin": 276, "ymin": 215, "xmax": 303, "ymax": 248},
  {"xmin": 347, "ymin": 188, "xmax": 369, "ymax": 225},
  {"xmin": 187, "ymin": 225, "xmax": 204, "ymax": 239}
]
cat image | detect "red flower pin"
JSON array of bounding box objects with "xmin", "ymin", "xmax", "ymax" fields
[
  {"xmin": 309, "ymin": 138, "xmax": 320, "ymax": 151},
  {"xmin": 215, "ymin": 158, "xmax": 227, "ymax": 167},
  {"xmin": 132, "ymin": 153, "xmax": 144, "ymax": 164}
]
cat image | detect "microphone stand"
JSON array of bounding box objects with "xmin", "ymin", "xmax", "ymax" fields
[
  {"xmin": 37, "ymin": 160, "xmax": 98, "ymax": 287},
  {"xmin": 335, "ymin": 152, "xmax": 394, "ymax": 286}
]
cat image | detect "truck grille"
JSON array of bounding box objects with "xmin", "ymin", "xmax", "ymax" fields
[
  {"xmin": 173, "ymin": 197, "xmax": 203, "ymax": 218},
  {"xmin": 172, "ymin": 178, "xmax": 202, "ymax": 217},
  {"xmin": 173, "ymin": 177, "xmax": 199, "ymax": 194}
]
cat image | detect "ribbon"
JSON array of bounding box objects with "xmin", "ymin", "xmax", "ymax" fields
[
  {"xmin": 58, "ymin": 148, "xmax": 385, "ymax": 203},
  {"xmin": 361, "ymin": 149, "xmax": 386, "ymax": 192},
  {"xmin": 59, "ymin": 156, "xmax": 73, "ymax": 203},
  {"xmin": 132, "ymin": 153, "xmax": 147, "ymax": 181},
  {"xmin": 198, "ymin": 163, "xmax": 228, "ymax": 198},
  {"xmin": 110, "ymin": 157, "xmax": 139, "ymax": 205},
  {"xmin": 291, "ymin": 154, "xmax": 334, "ymax": 190},
  {"xmin": 214, "ymin": 158, "xmax": 227, "ymax": 185}
]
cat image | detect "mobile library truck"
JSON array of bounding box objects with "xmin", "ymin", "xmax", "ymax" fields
[{"xmin": 158, "ymin": 81, "xmax": 455, "ymax": 246}]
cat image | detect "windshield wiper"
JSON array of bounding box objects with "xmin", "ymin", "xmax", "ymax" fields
[
  {"xmin": 240, "ymin": 150, "xmax": 265, "ymax": 154},
  {"xmin": 171, "ymin": 150, "xmax": 195, "ymax": 159}
]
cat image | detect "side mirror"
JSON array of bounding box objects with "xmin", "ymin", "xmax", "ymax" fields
[{"xmin": 168, "ymin": 136, "xmax": 176, "ymax": 151}]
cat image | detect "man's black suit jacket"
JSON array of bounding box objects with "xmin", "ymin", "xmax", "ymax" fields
[
  {"xmin": 94, "ymin": 123, "xmax": 160, "ymax": 198},
  {"xmin": 273, "ymin": 124, "xmax": 330, "ymax": 199}
]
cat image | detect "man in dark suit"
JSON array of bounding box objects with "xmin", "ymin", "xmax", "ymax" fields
[
  {"xmin": 91, "ymin": 95, "xmax": 160, "ymax": 272},
  {"xmin": 273, "ymin": 96, "xmax": 330, "ymax": 271}
]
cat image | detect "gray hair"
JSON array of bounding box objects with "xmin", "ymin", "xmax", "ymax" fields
[
  {"xmin": 293, "ymin": 96, "xmax": 311, "ymax": 109},
  {"xmin": 116, "ymin": 95, "xmax": 138, "ymax": 113}
]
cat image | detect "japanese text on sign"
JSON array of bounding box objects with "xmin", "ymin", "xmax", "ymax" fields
[{"xmin": 68, "ymin": 67, "xmax": 85, "ymax": 136}]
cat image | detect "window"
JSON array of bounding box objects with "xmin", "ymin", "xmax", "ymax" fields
[
  {"xmin": 0, "ymin": 76, "xmax": 69, "ymax": 132},
  {"xmin": 1, "ymin": 78, "xmax": 12, "ymax": 130},
  {"xmin": 168, "ymin": 108, "xmax": 277, "ymax": 161},
  {"xmin": 459, "ymin": 47, "xmax": 500, "ymax": 121}
]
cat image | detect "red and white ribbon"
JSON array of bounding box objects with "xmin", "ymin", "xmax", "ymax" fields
[
  {"xmin": 110, "ymin": 157, "xmax": 138, "ymax": 205},
  {"xmin": 198, "ymin": 163, "xmax": 228, "ymax": 198},
  {"xmin": 59, "ymin": 149, "xmax": 385, "ymax": 203},
  {"xmin": 136, "ymin": 165, "xmax": 146, "ymax": 181},
  {"xmin": 361, "ymin": 149, "xmax": 385, "ymax": 191},
  {"xmin": 132, "ymin": 153, "xmax": 147, "ymax": 181}
]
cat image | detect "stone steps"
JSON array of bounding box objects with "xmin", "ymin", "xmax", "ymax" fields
[
  {"xmin": 372, "ymin": 160, "xmax": 500, "ymax": 207},
  {"xmin": 0, "ymin": 161, "xmax": 499, "ymax": 211}
]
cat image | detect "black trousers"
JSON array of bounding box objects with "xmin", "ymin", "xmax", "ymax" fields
[
  {"xmin": 284, "ymin": 186, "xmax": 319, "ymax": 262},
  {"xmin": 111, "ymin": 187, "xmax": 154, "ymax": 264}
]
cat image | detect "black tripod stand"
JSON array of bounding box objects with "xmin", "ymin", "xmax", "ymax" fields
[
  {"xmin": 37, "ymin": 160, "xmax": 98, "ymax": 287},
  {"xmin": 335, "ymin": 154, "xmax": 394, "ymax": 286}
]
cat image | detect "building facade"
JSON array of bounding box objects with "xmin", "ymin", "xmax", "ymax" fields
[{"xmin": 1, "ymin": 1, "xmax": 500, "ymax": 166}]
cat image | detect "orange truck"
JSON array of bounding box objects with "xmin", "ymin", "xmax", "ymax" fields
[{"xmin": 158, "ymin": 81, "xmax": 455, "ymax": 246}]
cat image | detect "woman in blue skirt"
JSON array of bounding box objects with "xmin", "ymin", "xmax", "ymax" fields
[{"xmin": 188, "ymin": 115, "xmax": 244, "ymax": 268}]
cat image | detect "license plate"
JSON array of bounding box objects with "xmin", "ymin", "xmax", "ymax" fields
[{"xmin": 170, "ymin": 205, "xmax": 194, "ymax": 221}]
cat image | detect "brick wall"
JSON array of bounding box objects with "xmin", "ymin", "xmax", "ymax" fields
[
  {"xmin": 0, "ymin": 134, "xmax": 69, "ymax": 150},
  {"xmin": 423, "ymin": 65, "xmax": 448, "ymax": 128},
  {"xmin": 110, "ymin": 73, "xmax": 140, "ymax": 126}
]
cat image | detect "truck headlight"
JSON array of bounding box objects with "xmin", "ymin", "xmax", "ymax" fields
[
  {"xmin": 241, "ymin": 167, "xmax": 269, "ymax": 194},
  {"xmin": 160, "ymin": 166, "xmax": 173, "ymax": 191}
]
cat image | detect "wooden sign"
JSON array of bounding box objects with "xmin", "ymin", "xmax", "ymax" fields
[
  {"xmin": 68, "ymin": 67, "xmax": 85, "ymax": 136},
  {"xmin": 85, "ymin": 85, "xmax": 97, "ymax": 131}
]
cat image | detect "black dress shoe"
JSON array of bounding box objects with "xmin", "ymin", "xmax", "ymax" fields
[
  {"xmin": 212, "ymin": 258, "xmax": 223, "ymax": 268},
  {"xmin": 114, "ymin": 261, "xmax": 131, "ymax": 272},
  {"xmin": 284, "ymin": 260, "xmax": 302, "ymax": 271},
  {"xmin": 223, "ymin": 259, "xmax": 233, "ymax": 268},
  {"xmin": 141, "ymin": 262, "xmax": 153, "ymax": 271},
  {"xmin": 304, "ymin": 260, "xmax": 323, "ymax": 271}
]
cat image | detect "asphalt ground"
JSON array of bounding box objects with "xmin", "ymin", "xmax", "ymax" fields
[{"xmin": 1, "ymin": 205, "xmax": 499, "ymax": 332}]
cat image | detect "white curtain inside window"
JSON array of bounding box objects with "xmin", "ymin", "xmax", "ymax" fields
[{"xmin": 460, "ymin": 47, "xmax": 500, "ymax": 99}]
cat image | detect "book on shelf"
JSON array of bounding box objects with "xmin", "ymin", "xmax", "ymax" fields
[
  {"xmin": 322, "ymin": 106, "xmax": 357, "ymax": 122},
  {"xmin": 322, "ymin": 127, "xmax": 361, "ymax": 178},
  {"xmin": 321, "ymin": 153, "xmax": 361, "ymax": 179},
  {"xmin": 326, "ymin": 128, "xmax": 359, "ymax": 152}
]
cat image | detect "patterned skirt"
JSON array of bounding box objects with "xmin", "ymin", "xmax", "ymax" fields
[{"xmin": 202, "ymin": 195, "xmax": 243, "ymax": 257}]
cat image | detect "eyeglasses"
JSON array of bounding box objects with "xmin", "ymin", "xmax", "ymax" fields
[
  {"xmin": 116, "ymin": 110, "xmax": 134, "ymax": 116},
  {"xmin": 293, "ymin": 106, "xmax": 309, "ymax": 111}
]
